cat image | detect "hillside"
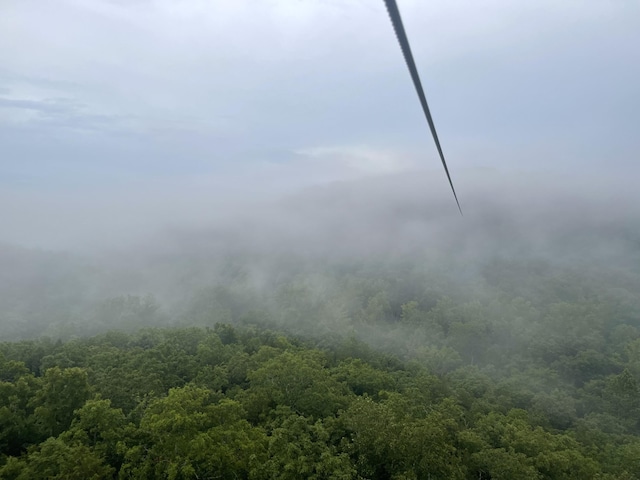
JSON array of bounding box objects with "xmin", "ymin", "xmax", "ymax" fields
[{"xmin": 1, "ymin": 174, "xmax": 640, "ymax": 478}]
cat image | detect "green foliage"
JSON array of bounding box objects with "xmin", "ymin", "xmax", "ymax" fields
[
  {"xmin": 0, "ymin": 437, "xmax": 114, "ymax": 480},
  {"xmin": 2, "ymin": 248, "xmax": 640, "ymax": 480},
  {"xmin": 119, "ymin": 386, "xmax": 266, "ymax": 479},
  {"xmin": 247, "ymin": 350, "xmax": 349, "ymax": 419},
  {"xmin": 255, "ymin": 409, "xmax": 355, "ymax": 480},
  {"xmin": 31, "ymin": 367, "xmax": 91, "ymax": 438}
]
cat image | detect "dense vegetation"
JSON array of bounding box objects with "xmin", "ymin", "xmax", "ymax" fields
[
  {"xmin": 2, "ymin": 178, "xmax": 640, "ymax": 478},
  {"xmin": 2, "ymin": 252, "xmax": 640, "ymax": 479}
]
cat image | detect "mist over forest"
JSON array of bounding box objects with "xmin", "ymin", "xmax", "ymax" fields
[
  {"xmin": 2, "ymin": 0, "xmax": 640, "ymax": 475},
  {"xmin": 3, "ymin": 170, "xmax": 639, "ymax": 342},
  {"xmin": 3, "ymin": 169, "xmax": 640, "ymax": 478}
]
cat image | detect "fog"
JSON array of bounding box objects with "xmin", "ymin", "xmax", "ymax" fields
[
  {"xmin": 1, "ymin": 168, "xmax": 639, "ymax": 343},
  {"xmin": 3, "ymin": 3, "xmax": 640, "ymax": 478},
  {"xmin": 1, "ymin": 0, "xmax": 639, "ymax": 349}
]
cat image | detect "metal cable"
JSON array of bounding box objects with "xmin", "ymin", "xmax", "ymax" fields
[{"xmin": 383, "ymin": 0, "xmax": 462, "ymax": 214}]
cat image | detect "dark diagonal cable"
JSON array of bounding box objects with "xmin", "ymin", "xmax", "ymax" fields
[{"xmin": 383, "ymin": 0, "xmax": 462, "ymax": 214}]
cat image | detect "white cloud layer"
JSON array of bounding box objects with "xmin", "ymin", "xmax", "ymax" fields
[{"xmin": 1, "ymin": 0, "xmax": 639, "ymax": 248}]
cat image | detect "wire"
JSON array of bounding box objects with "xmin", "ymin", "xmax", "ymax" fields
[{"xmin": 383, "ymin": 0, "xmax": 462, "ymax": 215}]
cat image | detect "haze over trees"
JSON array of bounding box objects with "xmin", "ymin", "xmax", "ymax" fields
[
  {"xmin": 2, "ymin": 0, "xmax": 639, "ymax": 476},
  {"xmin": 1, "ymin": 174, "xmax": 639, "ymax": 478}
]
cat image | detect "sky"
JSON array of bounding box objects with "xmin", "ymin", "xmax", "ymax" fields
[{"xmin": 1, "ymin": 0, "xmax": 639, "ymax": 248}]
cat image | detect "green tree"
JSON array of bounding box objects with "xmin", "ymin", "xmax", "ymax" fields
[
  {"xmin": 254, "ymin": 409, "xmax": 356, "ymax": 480},
  {"xmin": 247, "ymin": 350, "xmax": 349, "ymax": 418},
  {"xmin": 120, "ymin": 385, "xmax": 266, "ymax": 479},
  {"xmin": 0, "ymin": 437, "xmax": 114, "ymax": 480},
  {"xmin": 31, "ymin": 367, "xmax": 91, "ymax": 437}
]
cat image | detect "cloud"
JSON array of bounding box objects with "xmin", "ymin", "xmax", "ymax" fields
[
  {"xmin": 0, "ymin": 0, "xmax": 638, "ymax": 252},
  {"xmin": 295, "ymin": 145, "xmax": 417, "ymax": 176},
  {"xmin": 0, "ymin": 96, "xmax": 127, "ymax": 132}
]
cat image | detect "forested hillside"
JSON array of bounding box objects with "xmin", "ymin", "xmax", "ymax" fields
[
  {"xmin": 3, "ymin": 0, "xmax": 639, "ymax": 474},
  {"xmin": 2, "ymin": 255, "xmax": 640, "ymax": 478},
  {"xmin": 2, "ymin": 315, "xmax": 640, "ymax": 479},
  {"xmin": 1, "ymin": 176, "xmax": 640, "ymax": 478}
]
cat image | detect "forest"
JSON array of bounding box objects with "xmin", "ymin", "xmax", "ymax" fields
[
  {"xmin": 3, "ymin": 0, "xmax": 639, "ymax": 476},
  {"xmin": 1, "ymin": 176, "xmax": 640, "ymax": 479}
]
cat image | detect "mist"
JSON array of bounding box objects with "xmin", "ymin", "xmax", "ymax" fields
[
  {"xmin": 1, "ymin": 168, "xmax": 638, "ymax": 344},
  {"xmin": 3, "ymin": 1, "xmax": 640, "ymax": 476}
]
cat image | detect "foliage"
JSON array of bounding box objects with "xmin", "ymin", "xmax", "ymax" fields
[
  {"xmin": 1, "ymin": 316, "xmax": 640, "ymax": 479},
  {"xmin": 1, "ymin": 252, "xmax": 640, "ymax": 478}
]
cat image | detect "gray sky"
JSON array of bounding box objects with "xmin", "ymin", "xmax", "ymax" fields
[{"xmin": 1, "ymin": 0, "xmax": 639, "ymax": 248}]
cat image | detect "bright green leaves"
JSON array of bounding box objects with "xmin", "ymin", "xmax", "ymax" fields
[
  {"xmin": 463, "ymin": 410, "xmax": 600, "ymax": 480},
  {"xmin": 342, "ymin": 395, "xmax": 465, "ymax": 480},
  {"xmin": 120, "ymin": 385, "xmax": 266, "ymax": 480},
  {"xmin": 31, "ymin": 367, "xmax": 91, "ymax": 438},
  {"xmin": 2, "ymin": 322, "xmax": 640, "ymax": 479},
  {"xmin": 1, "ymin": 399, "xmax": 123, "ymax": 480},
  {"xmin": 331, "ymin": 358, "xmax": 396, "ymax": 398},
  {"xmin": 0, "ymin": 437, "xmax": 114, "ymax": 480},
  {"xmin": 255, "ymin": 411, "xmax": 355, "ymax": 480},
  {"xmin": 0, "ymin": 370, "xmax": 39, "ymax": 457},
  {"xmin": 247, "ymin": 350, "xmax": 349, "ymax": 419}
]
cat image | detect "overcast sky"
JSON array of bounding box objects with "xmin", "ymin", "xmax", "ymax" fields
[{"xmin": 1, "ymin": 0, "xmax": 639, "ymax": 248}]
